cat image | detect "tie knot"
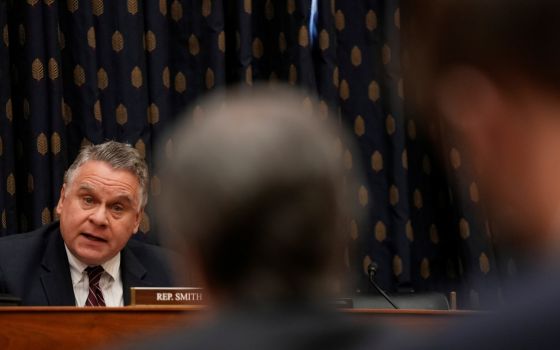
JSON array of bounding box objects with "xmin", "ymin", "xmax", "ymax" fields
[{"xmin": 85, "ymin": 265, "xmax": 104, "ymax": 285}]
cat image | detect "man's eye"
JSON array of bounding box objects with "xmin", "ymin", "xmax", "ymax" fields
[
  {"xmin": 112, "ymin": 204, "xmax": 124, "ymax": 212},
  {"xmin": 83, "ymin": 197, "xmax": 94, "ymax": 205}
]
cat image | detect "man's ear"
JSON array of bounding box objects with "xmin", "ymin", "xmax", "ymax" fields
[
  {"xmin": 132, "ymin": 209, "xmax": 143, "ymax": 234},
  {"xmin": 55, "ymin": 184, "xmax": 67, "ymax": 217},
  {"xmin": 435, "ymin": 66, "xmax": 504, "ymax": 132}
]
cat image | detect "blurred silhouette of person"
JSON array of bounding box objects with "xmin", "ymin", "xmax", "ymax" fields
[
  {"xmin": 383, "ymin": 0, "xmax": 560, "ymax": 349},
  {"xmin": 121, "ymin": 86, "xmax": 378, "ymax": 350}
]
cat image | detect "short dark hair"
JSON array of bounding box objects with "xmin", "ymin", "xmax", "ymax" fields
[
  {"xmin": 406, "ymin": 0, "xmax": 560, "ymax": 93},
  {"xmin": 159, "ymin": 86, "xmax": 361, "ymax": 301}
]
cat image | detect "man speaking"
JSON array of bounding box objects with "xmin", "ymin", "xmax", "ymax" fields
[{"xmin": 0, "ymin": 141, "xmax": 176, "ymax": 306}]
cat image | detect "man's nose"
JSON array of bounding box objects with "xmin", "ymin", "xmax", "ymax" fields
[{"xmin": 89, "ymin": 205, "xmax": 109, "ymax": 226}]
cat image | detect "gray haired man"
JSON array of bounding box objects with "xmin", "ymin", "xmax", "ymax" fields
[{"xmin": 0, "ymin": 141, "xmax": 176, "ymax": 306}]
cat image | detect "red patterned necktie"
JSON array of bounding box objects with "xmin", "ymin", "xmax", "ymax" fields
[{"xmin": 85, "ymin": 266, "xmax": 106, "ymax": 307}]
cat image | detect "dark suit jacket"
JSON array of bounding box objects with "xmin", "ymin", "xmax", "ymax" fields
[
  {"xmin": 0, "ymin": 221, "xmax": 176, "ymax": 306},
  {"xmin": 118, "ymin": 305, "xmax": 381, "ymax": 350}
]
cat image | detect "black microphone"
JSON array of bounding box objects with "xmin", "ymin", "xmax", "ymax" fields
[{"xmin": 368, "ymin": 262, "xmax": 399, "ymax": 309}]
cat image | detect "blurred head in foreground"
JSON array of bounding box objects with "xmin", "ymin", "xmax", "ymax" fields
[
  {"xmin": 158, "ymin": 85, "xmax": 359, "ymax": 306},
  {"xmin": 408, "ymin": 0, "xmax": 560, "ymax": 254}
]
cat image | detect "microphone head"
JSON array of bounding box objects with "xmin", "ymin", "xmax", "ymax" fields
[{"xmin": 367, "ymin": 262, "xmax": 379, "ymax": 275}]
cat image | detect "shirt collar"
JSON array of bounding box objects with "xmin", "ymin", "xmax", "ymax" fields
[{"xmin": 64, "ymin": 245, "xmax": 121, "ymax": 285}]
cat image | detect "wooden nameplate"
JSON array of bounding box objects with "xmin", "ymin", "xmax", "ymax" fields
[{"xmin": 130, "ymin": 287, "xmax": 205, "ymax": 306}]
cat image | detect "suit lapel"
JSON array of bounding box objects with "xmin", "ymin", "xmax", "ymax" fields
[
  {"xmin": 121, "ymin": 245, "xmax": 151, "ymax": 305},
  {"xmin": 39, "ymin": 229, "xmax": 76, "ymax": 306}
]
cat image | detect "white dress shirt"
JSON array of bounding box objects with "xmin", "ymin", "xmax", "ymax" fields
[{"xmin": 65, "ymin": 245, "xmax": 124, "ymax": 307}]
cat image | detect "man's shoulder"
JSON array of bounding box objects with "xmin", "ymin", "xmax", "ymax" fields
[{"xmin": 0, "ymin": 222, "xmax": 59, "ymax": 252}]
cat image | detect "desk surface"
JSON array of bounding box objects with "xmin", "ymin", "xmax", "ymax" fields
[{"xmin": 0, "ymin": 307, "xmax": 477, "ymax": 349}]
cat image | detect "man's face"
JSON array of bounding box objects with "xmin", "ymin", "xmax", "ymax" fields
[{"xmin": 56, "ymin": 160, "xmax": 142, "ymax": 265}]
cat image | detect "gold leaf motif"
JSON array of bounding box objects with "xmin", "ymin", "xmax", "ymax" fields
[
  {"xmin": 162, "ymin": 66, "xmax": 170, "ymax": 88},
  {"xmin": 375, "ymin": 221, "xmax": 386, "ymax": 242},
  {"xmin": 218, "ymin": 31, "xmax": 225, "ymax": 52},
  {"xmin": 61, "ymin": 99, "xmax": 72, "ymax": 125},
  {"xmin": 202, "ymin": 0, "xmax": 212, "ymax": 17},
  {"xmin": 145, "ymin": 30, "xmax": 157, "ymax": 52},
  {"xmin": 407, "ymin": 119, "xmax": 417, "ymax": 140},
  {"xmin": 2, "ymin": 25, "xmax": 8, "ymax": 47},
  {"xmin": 252, "ymin": 38, "xmax": 264, "ymax": 59},
  {"xmin": 37, "ymin": 133, "xmax": 48, "ymax": 155},
  {"xmin": 460, "ymin": 218, "xmax": 470, "ymax": 239},
  {"xmin": 362, "ymin": 255, "xmax": 372, "ymax": 276},
  {"xmin": 27, "ymin": 0, "xmax": 39, "ymax": 6},
  {"xmin": 188, "ymin": 35, "xmax": 200, "ymax": 55},
  {"xmin": 41, "ymin": 207, "xmax": 51, "ymax": 225},
  {"xmin": 278, "ymin": 32, "xmax": 287, "ymax": 53},
  {"xmin": 87, "ymin": 27, "xmax": 96, "ymax": 48},
  {"xmin": 205, "ymin": 68, "xmax": 215, "ymax": 89},
  {"xmin": 135, "ymin": 139, "xmax": 146, "ymax": 159},
  {"xmin": 158, "ymin": 0, "xmax": 167, "ymax": 15},
  {"xmin": 369, "ymin": 81, "xmax": 380, "ymax": 102},
  {"xmin": 48, "ymin": 58, "xmax": 59, "ymax": 80},
  {"xmin": 287, "ymin": 0, "xmax": 295, "ymax": 14},
  {"xmin": 265, "ymin": 0, "xmax": 273, "ymax": 20},
  {"xmin": 386, "ymin": 115, "xmax": 396, "ymax": 135},
  {"xmin": 97, "ymin": 68, "xmax": 108, "ymax": 90},
  {"xmin": 366, "ymin": 10, "xmax": 377, "ymax": 31},
  {"xmin": 116, "ymin": 104, "xmax": 128, "ymax": 125},
  {"xmin": 354, "ymin": 115, "xmax": 365, "ymax": 137},
  {"xmin": 245, "ymin": 66, "xmax": 253, "ymax": 86},
  {"xmin": 351, "ymin": 46, "xmax": 362, "ymax": 66},
  {"xmin": 174, "ymin": 72, "xmax": 186, "ymax": 93},
  {"xmin": 343, "ymin": 149, "xmax": 352, "ymax": 170},
  {"xmin": 333, "ymin": 67, "xmax": 339, "ymax": 87},
  {"xmin": 243, "ymin": 0, "xmax": 251, "ymax": 13},
  {"xmin": 288, "ymin": 64, "xmax": 297, "ymax": 85},
  {"xmin": 31, "ymin": 58, "xmax": 44, "ymax": 81},
  {"xmin": 112, "ymin": 31, "xmax": 124, "ymax": 52},
  {"xmin": 298, "ymin": 26, "xmax": 309, "ymax": 47},
  {"xmin": 395, "ymin": 8, "xmax": 401, "ymax": 29},
  {"xmin": 27, "ymin": 173, "xmax": 33, "ymax": 192},
  {"xmin": 420, "ymin": 258, "xmax": 430, "ymax": 279},
  {"xmin": 44, "ymin": 0, "xmax": 55, "ymax": 6},
  {"xmin": 319, "ymin": 30, "xmax": 329, "ymax": 50},
  {"xmin": 406, "ymin": 220, "xmax": 414, "ymax": 241},
  {"xmin": 93, "ymin": 100, "xmax": 102, "ymax": 121},
  {"xmin": 140, "ymin": 212, "xmax": 150, "ymax": 233},
  {"xmin": 6, "ymin": 98, "xmax": 12, "ymax": 122},
  {"xmin": 358, "ymin": 185, "xmax": 368, "ymax": 207},
  {"xmin": 393, "ymin": 255, "xmax": 403, "ymax": 277},
  {"xmin": 92, "ymin": 0, "xmax": 104, "ymax": 16},
  {"xmin": 6, "ymin": 173, "xmax": 15, "ymax": 196},
  {"xmin": 335, "ymin": 10, "xmax": 345, "ymax": 31},
  {"xmin": 430, "ymin": 224, "xmax": 439, "ymax": 244},
  {"xmin": 339, "ymin": 79, "xmax": 349, "ymax": 100},
  {"xmin": 18, "ymin": 24, "xmax": 25, "ymax": 46},
  {"xmin": 127, "ymin": 0, "xmax": 138, "ymax": 14},
  {"xmin": 389, "ymin": 185, "xmax": 399, "ymax": 206},
  {"xmin": 67, "ymin": 0, "xmax": 79, "ymax": 13},
  {"xmin": 1, "ymin": 210, "xmax": 5, "ymax": 229},
  {"xmin": 402, "ymin": 149, "xmax": 408, "ymax": 169},
  {"xmin": 131, "ymin": 66, "xmax": 143, "ymax": 88},
  {"xmin": 371, "ymin": 151, "xmax": 383, "ymax": 172},
  {"xmin": 171, "ymin": 0, "xmax": 183, "ymax": 21},
  {"xmin": 414, "ymin": 189, "xmax": 423, "ymax": 209},
  {"xmin": 350, "ymin": 220, "xmax": 358, "ymax": 240},
  {"xmin": 147, "ymin": 103, "xmax": 159, "ymax": 124},
  {"xmin": 151, "ymin": 175, "xmax": 161, "ymax": 196},
  {"xmin": 470, "ymin": 182, "xmax": 480, "ymax": 203},
  {"xmin": 51, "ymin": 132, "xmax": 61, "ymax": 155},
  {"xmin": 450, "ymin": 147, "xmax": 462, "ymax": 169},
  {"xmin": 382, "ymin": 44, "xmax": 391, "ymax": 65},
  {"xmin": 73, "ymin": 64, "xmax": 85, "ymax": 87}
]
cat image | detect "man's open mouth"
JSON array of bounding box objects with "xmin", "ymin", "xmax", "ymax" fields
[{"xmin": 81, "ymin": 233, "xmax": 107, "ymax": 242}]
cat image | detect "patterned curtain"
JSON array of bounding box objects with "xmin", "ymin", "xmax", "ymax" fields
[{"xmin": 0, "ymin": 0, "xmax": 507, "ymax": 308}]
